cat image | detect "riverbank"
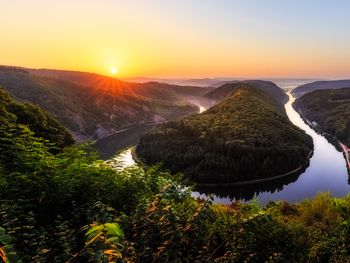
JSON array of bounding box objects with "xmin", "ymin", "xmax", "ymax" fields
[
  {"xmin": 196, "ymin": 150, "xmax": 314, "ymax": 187},
  {"xmin": 93, "ymin": 123, "xmax": 156, "ymax": 159},
  {"xmin": 131, "ymin": 144, "xmax": 313, "ymax": 187},
  {"xmin": 293, "ymin": 103, "xmax": 350, "ymax": 174},
  {"xmin": 339, "ymin": 143, "xmax": 350, "ymax": 172}
]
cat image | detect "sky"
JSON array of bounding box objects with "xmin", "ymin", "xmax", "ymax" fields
[{"xmin": 1, "ymin": 0, "xmax": 350, "ymax": 78}]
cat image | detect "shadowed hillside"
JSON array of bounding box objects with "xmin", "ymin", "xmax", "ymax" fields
[
  {"xmin": 294, "ymin": 88, "xmax": 350, "ymax": 146},
  {"xmin": 293, "ymin": 79, "xmax": 350, "ymax": 98},
  {"xmin": 0, "ymin": 66, "xmax": 210, "ymax": 140}
]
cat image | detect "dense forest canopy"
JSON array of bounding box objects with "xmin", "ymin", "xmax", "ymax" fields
[
  {"xmin": 294, "ymin": 88, "xmax": 350, "ymax": 146},
  {"xmin": 137, "ymin": 83, "xmax": 313, "ymax": 184}
]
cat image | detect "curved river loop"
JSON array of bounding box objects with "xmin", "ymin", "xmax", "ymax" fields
[{"xmin": 109, "ymin": 88, "xmax": 350, "ymax": 205}]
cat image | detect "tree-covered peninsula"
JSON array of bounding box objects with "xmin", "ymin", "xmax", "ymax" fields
[{"xmin": 137, "ymin": 83, "xmax": 313, "ymax": 184}]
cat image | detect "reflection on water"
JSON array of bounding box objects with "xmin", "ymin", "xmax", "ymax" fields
[
  {"xmin": 193, "ymin": 91, "xmax": 350, "ymax": 205},
  {"xmin": 106, "ymin": 148, "xmax": 136, "ymax": 170},
  {"xmin": 194, "ymin": 163, "xmax": 309, "ymax": 203}
]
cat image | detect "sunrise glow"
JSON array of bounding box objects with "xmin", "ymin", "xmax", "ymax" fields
[
  {"xmin": 1, "ymin": 1, "xmax": 350, "ymax": 78},
  {"xmin": 110, "ymin": 67, "xmax": 118, "ymax": 75}
]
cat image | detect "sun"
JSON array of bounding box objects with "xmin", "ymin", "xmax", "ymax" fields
[{"xmin": 110, "ymin": 67, "xmax": 118, "ymax": 75}]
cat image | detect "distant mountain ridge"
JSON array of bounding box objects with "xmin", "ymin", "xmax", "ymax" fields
[
  {"xmin": 293, "ymin": 80, "xmax": 350, "ymax": 98},
  {"xmin": 124, "ymin": 77, "xmax": 320, "ymax": 89},
  {"xmin": 205, "ymin": 80, "xmax": 288, "ymax": 105},
  {"xmin": 0, "ymin": 66, "xmax": 210, "ymax": 140}
]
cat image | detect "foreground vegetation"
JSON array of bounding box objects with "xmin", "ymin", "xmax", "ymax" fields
[
  {"xmin": 137, "ymin": 83, "xmax": 313, "ymax": 184},
  {"xmin": 2, "ymin": 86, "xmax": 350, "ymax": 262},
  {"xmin": 295, "ymin": 88, "xmax": 350, "ymax": 145}
]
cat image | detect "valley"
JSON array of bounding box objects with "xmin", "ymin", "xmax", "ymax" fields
[
  {"xmin": 2, "ymin": 74, "xmax": 350, "ymax": 261},
  {"xmin": 0, "ymin": 66, "xmax": 210, "ymax": 141},
  {"xmin": 112, "ymin": 88, "xmax": 350, "ymax": 204}
]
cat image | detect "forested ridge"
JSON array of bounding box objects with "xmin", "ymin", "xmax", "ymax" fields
[
  {"xmin": 293, "ymin": 79, "xmax": 350, "ymax": 98},
  {"xmin": 3, "ymin": 86, "xmax": 350, "ymax": 262},
  {"xmin": 205, "ymin": 80, "xmax": 288, "ymax": 105},
  {"xmin": 294, "ymin": 88, "xmax": 350, "ymax": 146},
  {"xmin": 137, "ymin": 83, "xmax": 313, "ymax": 184},
  {"xmin": 0, "ymin": 66, "xmax": 206, "ymax": 140}
]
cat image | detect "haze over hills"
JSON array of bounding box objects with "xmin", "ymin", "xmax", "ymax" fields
[
  {"xmin": 137, "ymin": 82, "xmax": 312, "ymax": 184},
  {"xmin": 124, "ymin": 76, "xmax": 320, "ymax": 88},
  {"xmin": 0, "ymin": 66, "xmax": 211, "ymax": 140},
  {"xmin": 122, "ymin": 77, "xmax": 239, "ymax": 87},
  {"xmin": 293, "ymin": 80, "xmax": 350, "ymax": 98}
]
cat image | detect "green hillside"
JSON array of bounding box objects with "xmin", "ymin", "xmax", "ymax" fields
[
  {"xmin": 137, "ymin": 83, "xmax": 312, "ymax": 184},
  {"xmin": 0, "ymin": 66, "xmax": 208, "ymax": 140},
  {"xmin": 0, "ymin": 86, "xmax": 74, "ymax": 151},
  {"xmin": 294, "ymin": 88, "xmax": 350, "ymax": 145}
]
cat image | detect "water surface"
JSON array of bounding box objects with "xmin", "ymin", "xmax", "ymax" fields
[{"xmin": 193, "ymin": 91, "xmax": 350, "ymax": 204}]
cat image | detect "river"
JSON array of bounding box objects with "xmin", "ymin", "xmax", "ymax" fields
[
  {"xmin": 112, "ymin": 90, "xmax": 350, "ymax": 205},
  {"xmin": 193, "ymin": 91, "xmax": 350, "ymax": 204}
]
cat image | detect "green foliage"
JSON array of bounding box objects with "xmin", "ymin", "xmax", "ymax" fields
[
  {"xmin": 0, "ymin": 86, "xmax": 74, "ymax": 153},
  {"xmin": 7, "ymin": 101, "xmax": 75, "ymax": 150},
  {"xmin": 137, "ymin": 84, "xmax": 313, "ymax": 183},
  {"xmin": 0, "ymin": 227, "xmax": 14, "ymax": 263},
  {"xmin": 83, "ymin": 223, "xmax": 127, "ymax": 262},
  {"xmin": 295, "ymin": 88, "xmax": 350, "ymax": 145},
  {"xmin": 82, "ymin": 187, "xmax": 350, "ymax": 262}
]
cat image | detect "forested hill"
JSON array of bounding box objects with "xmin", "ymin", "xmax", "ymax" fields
[
  {"xmin": 137, "ymin": 83, "xmax": 313, "ymax": 184},
  {"xmin": 293, "ymin": 79, "xmax": 350, "ymax": 98},
  {"xmin": 205, "ymin": 80, "xmax": 288, "ymax": 105},
  {"xmin": 0, "ymin": 66, "xmax": 209, "ymax": 140},
  {"xmin": 294, "ymin": 88, "xmax": 350, "ymax": 146},
  {"xmin": 0, "ymin": 86, "xmax": 74, "ymax": 150}
]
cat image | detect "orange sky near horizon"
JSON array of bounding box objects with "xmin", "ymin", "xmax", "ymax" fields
[{"xmin": 1, "ymin": 1, "xmax": 350, "ymax": 79}]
